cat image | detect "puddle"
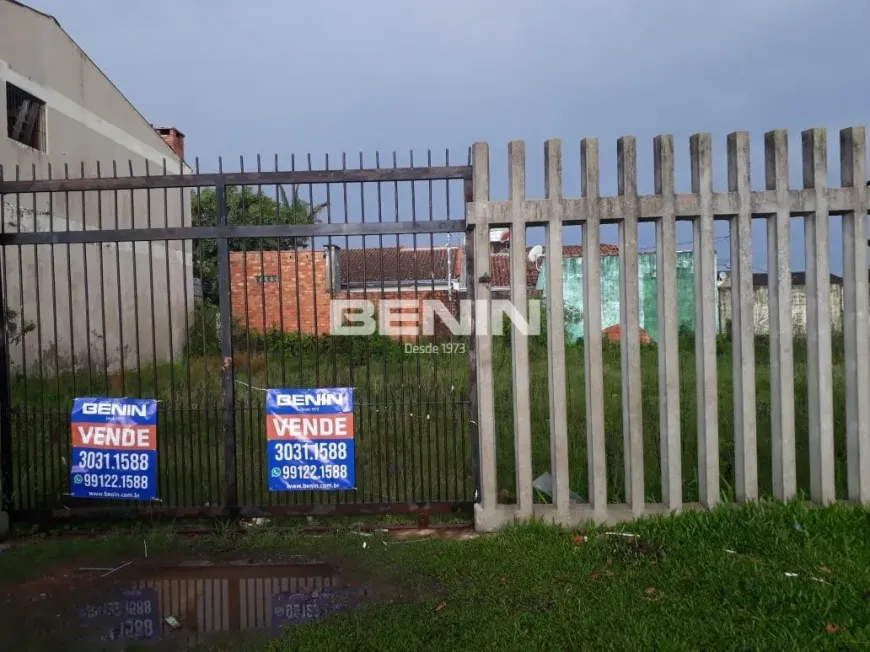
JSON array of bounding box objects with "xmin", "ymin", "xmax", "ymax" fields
[{"xmin": 3, "ymin": 561, "xmax": 373, "ymax": 650}]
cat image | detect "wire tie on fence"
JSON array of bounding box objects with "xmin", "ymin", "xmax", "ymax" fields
[{"xmin": 234, "ymin": 380, "xmax": 268, "ymax": 392}]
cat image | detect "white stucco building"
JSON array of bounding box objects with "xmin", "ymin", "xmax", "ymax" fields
[{"xmin": 0, "ymin": 0, "xmax": 193, "ymax": 372}]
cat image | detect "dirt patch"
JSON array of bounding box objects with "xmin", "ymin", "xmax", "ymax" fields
[
  {"xmin": 604, "ymin": 535, "xmax": 665, "ymax": 565},
  {"xmin": 368, "ymin": 525, "xmax": 480, "ymax": 542}
]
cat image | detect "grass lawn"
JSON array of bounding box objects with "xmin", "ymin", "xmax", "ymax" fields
[
  {"xmin": 273, "ymin": 502, "xmax": 870, "ymax": 651},
  {"xmin": 2, "ymin": 502, "xmax": 870, "ymax": 650}
]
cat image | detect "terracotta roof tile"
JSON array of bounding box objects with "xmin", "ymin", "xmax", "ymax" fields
[
  {"xmin": 338, "ymin": 247, "xmax": 463, "ymax": 286},
  {"xmin": 330, "ymin": 243, "xmax": 618, "ymax": 288},
  {"xmin": 489, "ymin": 245, "xmax": 619, "ymax": 289}
]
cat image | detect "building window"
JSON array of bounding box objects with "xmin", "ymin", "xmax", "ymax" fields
[{"xmin": 6, "ymin": 83, "xmax": 46, "ymax": 151}]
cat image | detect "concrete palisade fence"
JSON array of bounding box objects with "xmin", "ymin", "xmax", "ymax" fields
[{"xmin": 467, "ymin": 128, "xmax": 869, "ymax": 532}]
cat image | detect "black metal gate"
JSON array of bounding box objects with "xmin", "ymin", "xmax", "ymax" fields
[{"xmin": 0, "ymin": 152, "xmax": 477, "ymax": 523}]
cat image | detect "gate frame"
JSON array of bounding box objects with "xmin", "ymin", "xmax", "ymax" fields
[{"xmin": 0, "ymin": 163, "xmax": 479, "ymax": 523}]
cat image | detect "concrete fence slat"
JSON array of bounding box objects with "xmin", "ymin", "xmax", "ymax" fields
[
  {"xmin": 544, "ymin": 138, "xmax": 571, "ymax": 523},
  {"xmin": 617, "ymin": 136, "xmax": 644, "ymax": 514},
  {"xmin": 581, "ymin": 138, "xmax": 607, "ymax": 516},
  {"xmin": 691, "ymin": 133, "xmax": 720, "ymax": 507},
  {"xmin": 508, "ymin": 140, "xmax": 533, "ymax": 518},
  {"xmin": 765, "ymin": 130, "xmax": 797, "ymax": 501},
  {"xmin": 727, "ymin": 131, "xmax": 758, "ymax": 503},
  {"xmin": 802, "ymin": 128, "xmax": 835, "ymax": 504},
  {"xmin": 839, "ymin": 127, "xmax": 870, "ymax": 503},
  {"xmin": 654, "ymin": 134, "xmax": 682, "ymax": 510}
]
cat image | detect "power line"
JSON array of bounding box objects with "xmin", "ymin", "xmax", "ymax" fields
[{"xmin": 638, "ymin": 234, "xmax": 731, "ymax": 253}]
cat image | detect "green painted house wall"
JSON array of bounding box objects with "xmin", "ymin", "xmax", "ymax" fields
[{"xmin": 536, "ymin": 251, "xmax": 718, "ymax": 343}]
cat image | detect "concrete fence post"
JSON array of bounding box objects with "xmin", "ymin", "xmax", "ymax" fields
[{"xmin": 469, "ymin": 142, "xmax": 498, "ymax": 526}]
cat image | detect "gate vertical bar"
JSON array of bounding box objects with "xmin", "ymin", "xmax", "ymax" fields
[
  {"xmin": 544, "ymin": 139, "xmax": 570, "ymax": 523},
  {"xmin": 581, "ymin": 139, "xmax": 607, "ymax": 515},
  {"xmin": 0, "ymin": 228, "xmax": 11, "ymax": 515},
  {"xmin": 216, "ymin": 183, "xmax": 238, "ymax": 514},
  {"xmin": 508, "ymin": 141, "xmax": 533, "ymax": 518},
  {"xmin": 727, "ymin": 131, "xmax": 758, "ymax": 503},
  {"xmin": 802, "ymin": 128, "xmax": 835, "ymax": 504},
  {"xmin": 470, "ymin": 142, "xmax": 494, "ymax": 512},
  {"xmin": 765, "ymin": 130, "xmax": 796, "ymax": 502},
  {"xmin": 617, "ymin": 136, "xmax": 644, "ymax": 514},
  {"xmin": 690, "ymin": 133, "xmax": 719, "ymax": 507},
  {"xmin": 654, "ymin": 134, "xmax": 682, "ymax": 510},
  {"xmin": 839, "ymin": 126, "xmax": 870, "ymax": 503},
  {"xmin": 464, "ymin": 154, "xmax": 481, "ymax": 503},
  {"xmin": 0, "ymin": 164, "xmax": 8, "ymax": 516}
]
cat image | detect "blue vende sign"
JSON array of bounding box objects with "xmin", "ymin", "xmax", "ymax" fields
[
  {"xmin": 265, "ymin": 388, "xmax": 355, "ymax": 491},
  {"xmin": 69, "ymin": 398, "xmax": 158, "ymax": 501}
]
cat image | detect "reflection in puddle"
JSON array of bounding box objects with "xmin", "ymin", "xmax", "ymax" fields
[
  {"xmin": 77, "ymin": 588, "xmax": 160, "ymax": 644},
  {"xmin": 73, "ymin": 562, "xmax": 365, "ymax": 647}
]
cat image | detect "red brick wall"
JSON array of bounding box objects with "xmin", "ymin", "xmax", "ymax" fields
[
  {"xmin": 230, "ymin": 251, "xmax": 333, "ymax": 336},
  {"xmin": 230, "ymin": 251, "xmax": 462, "ymax": 339}
]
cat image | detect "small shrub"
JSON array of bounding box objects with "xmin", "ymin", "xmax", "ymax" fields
[{"xmin": 185, "ymin": 301, "xmax": 221, "ymax": 356}]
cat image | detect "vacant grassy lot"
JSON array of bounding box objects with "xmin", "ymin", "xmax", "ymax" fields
[
  {"xmin": 5, "ymin": 325, "xmax": 852, "ymax": 512},
  {"xmin": 1, "ymin": 502, "xmax": 869, "ymax": 650}
]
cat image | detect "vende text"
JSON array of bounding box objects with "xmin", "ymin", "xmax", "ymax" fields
[
  {"xmin": 72, "ymin": 425, "xmax": 156, "ymax": 449},
  {"xmin": 268, "ymin": 414, "xmax": 353, "ymax": 440}
]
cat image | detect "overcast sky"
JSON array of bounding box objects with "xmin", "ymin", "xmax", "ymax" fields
[{"xmin": 27, "ymin": 0, "xmax": 870, "ymax": 273}]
